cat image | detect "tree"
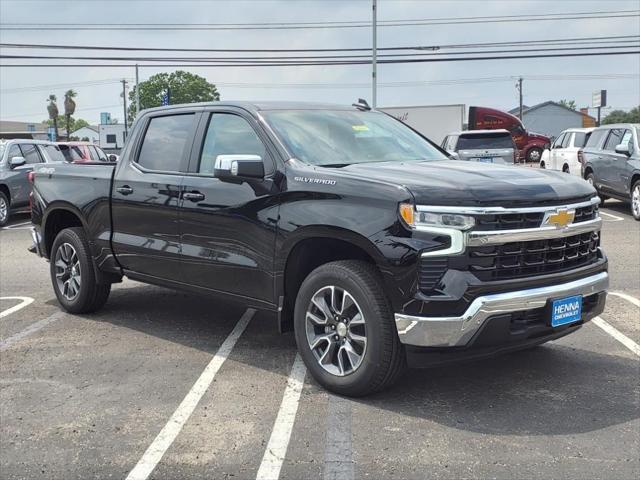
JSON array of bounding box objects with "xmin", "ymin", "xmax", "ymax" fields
[
  {"xmin": 128, "ymin": 71, "xmax": 220, "ymax": 122},
  {"xmin": 602, "ymin": 106, "xmax": 640, "ymax": 125},
  {"xmin": 64, "ymin": 89, "xmax": 77, "ymax": 140},
  {"xmin": 44, "ymin": 115, "xmax": 90, "ymax": 134},
  {"xmin": 47, "ymin": 95, "xmax": 59, "ymax": 140},
  {"xmin": 73, "ymin": 118, "xmax": 90, "ymax": 130},
  {"xmin": 558, "ymin": 99, "xmax": 577, "ymax": 110}
]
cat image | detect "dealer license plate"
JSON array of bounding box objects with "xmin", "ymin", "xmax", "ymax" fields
[{"xmin": 551, "ymin": 295, "xmax": 583, "ymax": 327}]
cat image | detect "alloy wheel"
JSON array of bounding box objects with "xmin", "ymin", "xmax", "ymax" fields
[
  {"xmin": 632, "ymin": 185, "xmax": 640, "ymax": 218},
  {"xmin": 305, "ymin": 285, "xmax": 367, "ymax": 377},
  {"xmin": 54, "ymin": 242, "xmax": 81, "ymax": 300},
  {"xmin": 0, "ymin": 197, "xmax": 7, "ymax": 224}
]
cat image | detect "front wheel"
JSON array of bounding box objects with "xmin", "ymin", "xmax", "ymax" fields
[
  {"xmin": 50, "ymin": 227, "xmax": 111, "ymax": 313},
  {"xmin": 585, "ymin": 173, "xmax": 607, "ymax": 205},
  {"xmin": 294, "ymin": 260, "xmax": 405, "ymax": 396},
  {"xmin": 0, "ymin": 191, "xmax": 9, "ymax": 227},
  {"xmin": 631, "ymin": 180, "xmax": 640, "ymax": 221},
  {"xmin": 527, "ymin": 147, "xmax": 543, "ymax": 163}
]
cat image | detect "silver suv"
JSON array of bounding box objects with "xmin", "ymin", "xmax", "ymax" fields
[
  {"xmin": 0, "ymin": 139, "xmax": 66, "ymax": 226},
  {"xmin": 581, "ymin": 124, "xmax": 640, "ymax": 220},
  {"xmin": 441, "ymin": 129, "xmax": 516, "ymax": 164}
]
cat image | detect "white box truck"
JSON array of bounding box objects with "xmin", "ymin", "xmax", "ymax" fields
[{"xmin": 380, "ymin": 104, "xmax": 465, "ymax": 145}]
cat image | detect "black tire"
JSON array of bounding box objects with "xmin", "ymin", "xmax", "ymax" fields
[
  {"xmin": 294, "ymin": 260, "xmax": 405, "ymax": 396},
  {"xmin": 50, "ymin": 227, "xmax": 111, "ymax": 313},
  {"xmin": 527, "ymin": 147, "xmax": 543, "ymax": 163},
  {"xmin": 585, "ymin": 172, "xmax": 608, "ymax": 205},
  {"xmin": 540, "ymin": 161, "xmax": 546, "ymax": 169},
  {"xmin": 0, "ymin": 191, "xmax": 9, "ymax": 227},
  {"xmin": 631, "ymin": 180, "xmax": 640, "ymax": 221},
  {"xmin": 562, "ymin": 164, "xmax": 570, "ymax": 174}
]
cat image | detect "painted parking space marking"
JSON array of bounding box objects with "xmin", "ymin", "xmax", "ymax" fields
[
  {"xmin": 609, "ymin": 291, "xmax": 640, "ymax": 308},
  {"xmin": 599, "ymin": 210, "xmax": 625, "ymax": 222},
  {"xmin": 1, "ymin": 221, "xmax": 32, "ymax": 230},
  {"xmin": 592, "ymin": 316, "xmax": 640, "ymax": 357},
  {"xmin": 125, "ymin": 308, "xmax": 255, "ymax": 480},
  {"xmin": 0, "ymin": 296, "xmax": 34, "ymax": 319},
  {"xmin": 0, "ymin": 310, "xmax": 65, "ymax": 351},
  {"xmin": 256, "ymin": 353, "xmax": 306, "ymax": 480},
  {"xmin": 324, "ymin": 395, "xmax": 354, "ymax": 480}
]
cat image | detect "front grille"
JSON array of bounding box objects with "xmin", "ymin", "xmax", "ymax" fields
[
  {"xmin": 474, "ymin": 212, "xmax": 544, "ymax": 231},
  {"xmin": 574, "ymin": 204, "xmax": 598, "ymax": 223},
  {"xmin": 464, "ymin": 231, "xmax": 600, "ymax": 281},
  {"xmin": 418, "ymin": 258, "xmax": 448, "ymax": 293}
]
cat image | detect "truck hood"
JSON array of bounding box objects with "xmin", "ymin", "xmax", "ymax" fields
[
  {"xmin": 528, "ymin": 131, "xmax": 551, "ymax": 142},
  {"xmin": 328, "ymin": 160, "xmax": 595, "ymax": 207}
]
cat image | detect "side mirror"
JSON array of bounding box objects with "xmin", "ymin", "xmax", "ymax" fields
[
  {"xmin": 214, "ymin": 154, "xmax": 264, "ymax": 180},
  {"xmin": 615, "ymin": 143, "xmax": 631, "ymax": 156},
  {"xmin": 9, "ymin": 156, "xmax": 26, "ymax": 168},
  {"xmin": 108, "ymin": 154, "xmax": 119, "ymax": 162}
]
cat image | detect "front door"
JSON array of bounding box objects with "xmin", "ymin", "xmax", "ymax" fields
[
  {"xmin": 600, "ymin": 128, "xmax": 627, "ymax": 193},
  {"xmin": 111, "ymin": 111, "xmax": 199, "ymax": 280},
  {"xmin": 178, "ymin": 109, "xmax": 280, "ymax": 304}
]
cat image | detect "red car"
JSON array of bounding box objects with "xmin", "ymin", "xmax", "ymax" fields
[{"xmin": 56, "ymin": 142, "xmax": 112, "ymax": 163}]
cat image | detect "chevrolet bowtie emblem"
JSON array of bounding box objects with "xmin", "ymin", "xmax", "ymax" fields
[{"xmin": 545, "ymin": 209, "xmax": 575, "ymax": 228}]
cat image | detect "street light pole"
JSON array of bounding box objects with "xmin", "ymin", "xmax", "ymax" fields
[
  {"xmin": 135, "ymin": 64, "xmax": 140, "ymax": 118},
  {"xmin": 372, "ymin": 0, "xmax": 377, "ymax": 108},
  {"xmin": 121, "ymin": 79, "xmax": 128, "ymax": 137}
]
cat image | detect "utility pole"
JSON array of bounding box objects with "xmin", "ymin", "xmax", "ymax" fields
[
  {"xmin": 517, "ymin": 77, "xmax": 523, "ymax": 120},
  {"xmin": 372, "ymin": 0, "xmax": 377, "ymax": 108},
  {"xmin": 135, "ymin": 64, "xmax": 140, "ymax": 118},
  {"xmin": 121, "ymin": 79, "xmax": 128, "ymax": 137}
]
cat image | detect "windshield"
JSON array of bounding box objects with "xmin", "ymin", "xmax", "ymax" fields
[
  {"xmin": 263, "ymin": 110, "xmax": 447, "ymax": 166},
  {"xmin": 457, "ymin": 133, "xmax": 514, "ymax": 150},
  {"xmin": 41, "ymin": 144, "xmax": 66, "ymax": 162}
]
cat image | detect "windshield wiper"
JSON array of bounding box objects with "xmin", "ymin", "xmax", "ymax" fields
[{"xmin": 320, "ymin": 163, "xmax": 352, "ymax": 168}]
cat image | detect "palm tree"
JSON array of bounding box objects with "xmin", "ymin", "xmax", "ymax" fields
[
  {"xmin": 47, "ymin": 94, "xmax": 59, "ymax": 140},
  {"xmin": 64, "ymin": 89, "xmax": 77, "ymax": 140}
]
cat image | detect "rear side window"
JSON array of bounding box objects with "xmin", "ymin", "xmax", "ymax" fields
[
  {"xmin": 20, "ymin": 144, "xmax": 44, "ymax": 164},
  {"xmin": 59, "ymin": 145, "xmax": 86, "ymax": 162},
  {"xmin": 39, "ymin": 144, "xmax": 66, "ymax": 162},
  {"xmin": 585, "ymin": 129, "xmax": 607, "ymax": 148},
  {"xmin": 561, "ymin": 133, "xmax": 572, "ymax": 148},
  {"xmin": 95, "ymin": 147, "xmax": 109, "ymax": 161},
  {"xmin": 88, "ymin": 146, "xmax": 100, "ymax": 161},
  {"xmin": 457, "ymin": 133, "xmax": 514, "ymax": 150},
  {"xmin": 137, "ymin": 114, "xmax": 195, "ymax": 172},
  {"xmin": 603, "ymin": 129, "xmax": 628, "ymax": 151},
  {"xmin": 198, "ymin": 113, "xmax": 267, "ymax": 175},
  {"xmin": 573, "ymin": 132, "xmax": 588, "ymax": 148}
]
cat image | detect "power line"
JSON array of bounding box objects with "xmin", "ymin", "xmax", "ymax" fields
[
  {"xmin": 3, "ymin": 35, "xmax": 637, "ymax": 53},
  {"xmin": 2, "ymin": 50, "xmax": 639, "ymax": 67},
  {"xmin": 0, "ymin": 78, "xmax": 134, "ymax": 93},
  {"xmin": 1, "ymin": 10, "xmax": 637, "ymax": 30}
]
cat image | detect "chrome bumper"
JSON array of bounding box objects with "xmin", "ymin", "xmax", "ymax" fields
[{"xmin": 395, "ymin": 272, "xmax": 609, "ymax": 347}]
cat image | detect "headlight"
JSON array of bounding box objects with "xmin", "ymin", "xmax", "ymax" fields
[{"xmin": 399, "ymin": 203, "xmax": 475, "ymax": 230}]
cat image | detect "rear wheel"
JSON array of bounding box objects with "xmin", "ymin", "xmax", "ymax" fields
[
  {"xmin": 294, "ymin": 260, "xmax": 405, "ymax": 396},
  {"xmin": 562, "ymin": 164, "xmax": 570, "ymax": 174},
  {"xmin": 0, "ymin": 191, "xmax": 9, "ymax": 227},
  {"xmin": 631, "ymin": 180, "xmax": 640, "ymax": 221},
  {"xmin": 50, "ymin": 227, "xmax": 111, "ymax": 313},
  {"xmin": 540, "ymin": 161, "xmax": 546, "ymax": 169}
]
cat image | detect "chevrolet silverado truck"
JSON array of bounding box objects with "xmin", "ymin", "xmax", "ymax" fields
[{"xmin": 30, "ymin": 101, "xmax": 608, "ymax": 396}]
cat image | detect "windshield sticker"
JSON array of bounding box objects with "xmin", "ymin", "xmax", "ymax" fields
[{"xmin": 352, "ymin": 125, "xmax": 369, "ymax": 132}]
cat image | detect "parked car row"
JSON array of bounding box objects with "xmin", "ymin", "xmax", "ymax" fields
[{"xmin": 0, "ymin": 139, "xmax": 118, "ymax": 226}]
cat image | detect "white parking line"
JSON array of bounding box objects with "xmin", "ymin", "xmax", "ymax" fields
[
  {"xmin": 609, "ymin": 291, "xmax": 640, "ymax": 308},
  {"xmin": 599, "ymin": 210, "xmax": 625, "ymax": 222},
  {"xmin": 125, "ymin": 308, "xmax": 255, "ymax": 480},
  {"xmin": 1, "ymin": 221, "xmax": 32, "ymax": 230},
  {"xmin": 0, "ymin": 296, "xmax": 34, "ymax": 318},
  {"xmin": 0, "ymin": 310, "xmax": 65, "ymax": 351},
  {"xmin": 592, "ymin": 316, "xmax": 640, "ymax": 357},
  {"xmin": 256, "ymin": 353, "xmax": 306, "ymax": 480}
]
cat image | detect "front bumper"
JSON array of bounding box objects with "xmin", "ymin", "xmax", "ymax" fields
[{"xmin": 395, "ymin": 271, "xmax": 608, "ymax": 347}]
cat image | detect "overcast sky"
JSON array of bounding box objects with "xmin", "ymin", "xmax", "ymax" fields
[{"xmin": 1, "ymin": 0, "xmax": 639, "ymax": 125}]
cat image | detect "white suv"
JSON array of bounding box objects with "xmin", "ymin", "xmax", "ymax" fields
[{"xmin": 540, "ymin": 127, "xmax": 594, "ymax": 176}]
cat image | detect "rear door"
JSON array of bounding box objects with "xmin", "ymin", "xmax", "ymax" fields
[
  {"xmin": 111, "ymin": 109, "xmax": 200, "ymax": 280},
  {"xmin": 607, "ymin": 128, "xmax": 634, "ymax": 195},
  {"xmin": 178, "ymin": 108, "xmax": 280, "ymax": 304},
  {"xmin": 600, "ymin": 128, "xmax": 627, "ymax": 193}
]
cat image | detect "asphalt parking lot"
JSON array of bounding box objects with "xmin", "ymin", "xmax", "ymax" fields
[{"xmin": 1, "ymin": 201, "xmax": 638, "ymax": 480}]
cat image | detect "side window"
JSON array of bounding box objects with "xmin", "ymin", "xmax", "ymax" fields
[
  {"xmin": 620, "ymin": 130, "xmax": 633, "ymax": 149},
  {"xmin": 553, "ymin": 133, "xmax": 565, "ymax": 148},
  {"xmin": 137, "ymin": 114, "xmax": 196, "ymax": 172},
  {"xmin": 106, "ymin": 134, "xmax": 116, "ymax": 144},
  {"xmin": 561, "ymin": 133, "xmax": 572, "ymax": 148},
  {"xmin": 198, "ymin": 113, "xmax": 267, "ymax": 175},
  {"xmin": 88, "ymin": 146, "xmax": 100, "ymax": 161},
  {"xmin": 20, "ymin": 144, "xmax": 44, "ymax": 164},
  {"xmin": 440, "ymin": 136, "xmax": 448, "ymax": 149},
  {"xmin": 448, "ymin": 135, "xmax": 458, "ymax": 151},
  {"xmin": 603, "ymin": 129, "xmax": 626, "ymax": 151},
  {"xmin": 95, "ymin": 147, "xmax": 109, "ymax": 161},
  {"xmin": 573, "ymin": 132, "xmax": 587, "ymax": 148}
]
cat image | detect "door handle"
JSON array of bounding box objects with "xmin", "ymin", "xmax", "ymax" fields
[
  {"xmin": 115, "ymin": 185, "xmax": 133, "ymax": 195},
  {"xmin": 183, "ymin": 191, "xmax": 205, "ymax": 202}
]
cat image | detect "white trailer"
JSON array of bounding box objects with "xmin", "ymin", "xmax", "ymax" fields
[{"xmin": 379, "ymin": 104, "xmax": 466, "ymax": 145}]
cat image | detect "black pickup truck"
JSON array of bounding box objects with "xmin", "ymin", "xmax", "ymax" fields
[{"xmin": 30, "ymin": 101, "xmax": 608, "ymax": 396}]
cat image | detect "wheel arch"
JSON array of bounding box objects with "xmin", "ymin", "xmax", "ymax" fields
[
  {"xmin": 42, "ymin": 204, "xmax": 86, "ymax": 258},
  {"xmin": 0, "ymin": 183, "xmax": 10, "ymax": 203}
]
